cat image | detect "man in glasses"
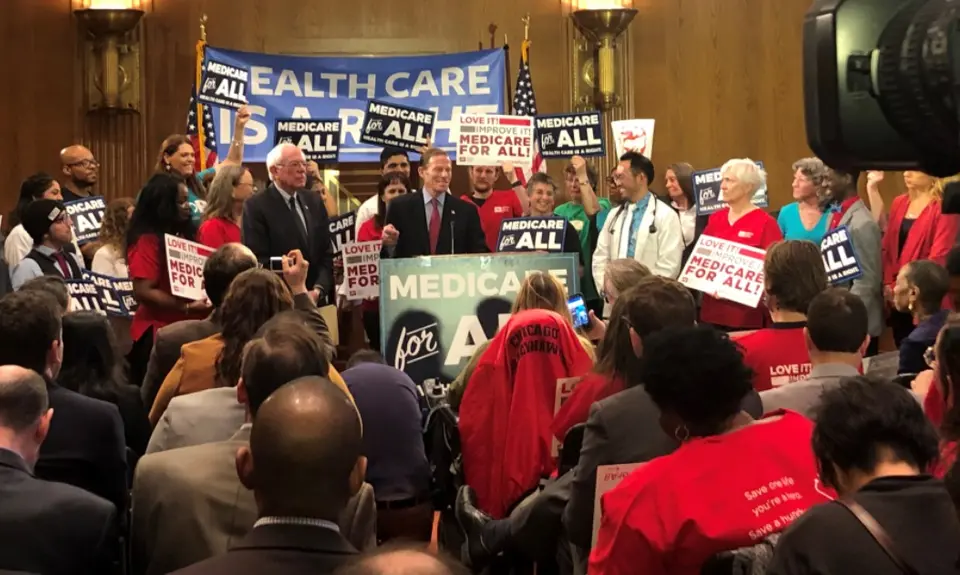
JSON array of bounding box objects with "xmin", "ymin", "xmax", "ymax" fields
[
  {"xmin": 11, "ymin": 200, "xmax": 85, "ymax": 291},
  {"xmin": 59, "ymin": 145, "xmax": 99, "ymax": 203}
]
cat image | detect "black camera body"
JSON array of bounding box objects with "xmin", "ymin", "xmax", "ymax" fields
[{"xmin": 804, "ymin": 0, "xmax": 960, "ymax": 178}]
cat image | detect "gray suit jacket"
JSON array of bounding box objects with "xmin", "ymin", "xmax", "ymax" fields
[
  {"xmin": 131, "ymin": 426, "xmax": 376, "ymax": 575},
  {"xmin": 145, "ymin": 387, "xmax": 246, "ymax": 454},
  {"xmin": 760, "ymin": 363, "xmax": 860, "ymax": 419},
  {"xmin": 838, "ymin": 200, "xmax": 884, "ymax": 337}
]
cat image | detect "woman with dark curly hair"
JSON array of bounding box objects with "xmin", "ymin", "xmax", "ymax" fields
[
  {"xmin": 590, "ymin": 325, "xmax": 830, "ymax": 575},
  {"xmin": 148, "ymin": 265, "xmax": 304, "ymax": 424},
  {"xmin": 926, "ymin": 315, "xmax": 960, "ymax": 477},
  {"xmin": 768, "ymin": 376, "xmax": 960, "ymax": 574},
  {"xmin": 92, "ymin": 197, "xmax": 134, "ymax": 277}
]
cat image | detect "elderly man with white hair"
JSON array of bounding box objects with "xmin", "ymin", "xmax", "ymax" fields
[
  {"xmin": 698, "ymin": 158, "xmax": 783, "ymax": 331},
  {"xmin": 241, "ymin": 142, "xmax": 334, "ymax": 303}
]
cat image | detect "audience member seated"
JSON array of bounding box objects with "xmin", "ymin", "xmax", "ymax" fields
[
  {"xmin": 335, "ymin": 545, "xmax": 469, "ymax": 575},
  {"xmin": 342, "ymin": 350, "xmax": 433, "ymax": 543},
  {"xmin": 59, "ymin": 311, "xmax": 150, "ymax": 456},
  {"xmin": 460, "ymin": 309, "xmax": 594, "ymax": 519},
  {"xmin": 589, "ymin": 326, "xmax": 830, "ymax": 575},
  {"xmin": 552, "ymin": 274, "xmax": 692, "ymax": 443},
  {"xmin": 0, "ymin": 291, "xmax": 126, "ymax": 512},
  {"xmin": 581, "ymin": 258, "xmax": 650, "ymax": 341},
  {"xmin": 197, "ymin": 164, "xmax": 256, "ymax": 249},
  {"xmin": 141, "ymin": 242, "xmax": 257, "ymax": 408},
  {"xmin": 11, "ymin": 199, "xmax": 85, "ymax": 290},
  {"xmin": 170, "ymin": 376, "xmax": 366, "ymax": 574},
  {"xmin": 149, "ymin": 252, "xmax": 333, "ymax": 424},
  {"xmin": 892, "ymin": 259, "xmax": 950, "ymax": 376},
  {"xmin": 4, "ymin": 172, "xmax": 75, "ymax": 268},
  {"xmin": 735, "ymin": 240, "xmax": 827, "ymax": 391},
  {"xmin": 0, "ymin": 366, "xmax": 118, "ymax": 575},
  {"xmin": 91, "ymin": 197, "xmax": 134, "ymax": 278},
  {"xmin": 19, "ymin": 275, "xmax": 70, "ymax": 314},
  {"xmin": 929, "ymin": 315, "xmax": 960, "ymax": 477},
  {"xmin": 762, "ymin": 288, "xmax": 870, "ymax": 419},
  {"xmin": 148, "ymin": 310, "xmax": 349, "ymax": 455},
  {"xmin": 768, "ymin": 376, "xmax": 960, "ymax": 574},
  {"xmin": 132, "ymin": 319, "xmax": 371, "ymax": 575}
]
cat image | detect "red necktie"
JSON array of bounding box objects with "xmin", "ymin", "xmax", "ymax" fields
[
  {"xmin": 53, "ymin": 252, "xmax": 71, "ymax": 278},
  {"xmin": 429, "ymin": 198, "xmax": 441, "ymax": 254}
]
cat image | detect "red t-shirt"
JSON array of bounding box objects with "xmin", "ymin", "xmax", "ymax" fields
[
  {"xmin": 589, "ymin": 411, "xmax": 831, "ymax": 575},
  {"xmin": 127, "ymin": 234, "xmax": 194, "ymax": 342},
  {"xmin": 356, "ymin": 218, "xmax": 384, "ymax": 313},
  {"xmin": 196, "ymin": 217, "xmax": 240, "ymax": 249},
  {"xmin": 461, "ymin": 190, "xmax": 524, "ymax": 252},
  {"xmin": 699, "ymin": 208, "xmax": 783, "ymax": 330},
  {"xmin": 552, "ymin": 372, "xmax": 624, "ymax": 441},
  {"xmin": 734, "ymin": 323, "xmax": 811, "ymax": 392}
]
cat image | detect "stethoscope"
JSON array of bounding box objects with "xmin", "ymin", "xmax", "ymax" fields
[{"xmin": 608, "ymin": 196, "xmax": 658, "ymax": 235}]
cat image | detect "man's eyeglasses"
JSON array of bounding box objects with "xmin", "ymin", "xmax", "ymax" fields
[
  {"xmin": 67, "ymin": 160, "xmax": 99, "ymax": 169},
  {"xmin": 280, "ymin": 161, "xmax": 308, "ymax": 170}
]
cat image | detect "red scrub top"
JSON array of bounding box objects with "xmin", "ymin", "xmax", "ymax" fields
[
  {"xmin": 196, "ymin": 217, "xmax": 241, "ymax": 249},
  {"xmin": 734, "ymin": 322, "xmax": 811, "ymax": 392},
  {"xmin": 127, "ymin": 234, "xmax": 193, "ymax": 342}
]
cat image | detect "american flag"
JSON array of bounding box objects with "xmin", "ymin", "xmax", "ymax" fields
[
  {"xmin": 512, "ymin": 40, "xmax": 545, "ymax": 186},
  {"xmin": 186, "ymin": 87, "xmax": 218, "ymax": 172}
]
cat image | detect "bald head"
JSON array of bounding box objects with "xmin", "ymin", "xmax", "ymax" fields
[
  {"xmin": 242, "ymin": 376, "xmax": 362, "ymax": 518},
  {"xmin": 336, "ymin": 548, "xmax": 468, "ymax": 575},
  {"xmin": 0, "ymin": 366, "xmax": 48, "ymax": 432},
  {"xmin": 59, "ymin": 145, "xmax": 98, "ymax": 186}
]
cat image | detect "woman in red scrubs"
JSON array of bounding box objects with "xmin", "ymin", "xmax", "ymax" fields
[
  {"xmin": 699, "ymin": 158, "xmax": 783, "ymax": 331},
  {"xmin": 196, "ymin": 164, "xmax": 256, "ymax": 248}
]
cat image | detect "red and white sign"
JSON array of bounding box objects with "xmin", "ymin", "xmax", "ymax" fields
[
  {"xmin": 456, "ymin": 113, "xmax": 534, "ymax": 166},
  {"xmin": 551, "ymin": 376, "xmax": 582, "ymax": 458},
  {"xmin": 164, "ymin": 234, "xmax": 213, "ymax": 302},
  {"xmin": 343, "ymin": 240, "xmax": 381, "ymax": 301},
  {"xmin": 593, "ymin": 463, "xmax": 643, "ymax": 547},
  {"xmin": 679, "ymin": 235, "xmax": 766, "ymax": 308},
  {"xmin": 611, "ymin": 119, "xmax": 655, "ymax": 159}
]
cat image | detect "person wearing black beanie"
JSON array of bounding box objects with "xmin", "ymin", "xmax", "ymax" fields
[{"xmin": 10, "ymin": 199, "xmax": 85, "ymax": 291}]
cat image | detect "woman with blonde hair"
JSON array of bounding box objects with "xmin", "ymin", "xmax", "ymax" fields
[
  {"xmin": 511, "ymin": 270, "xmax": 572, "ymax": 323},
  {"xmin": 197, "ymin": 164, "xmax": 256, "ymax": 248},
  {"xmin": 92, "ymin": 197, "xmax": 135, "ymax": 278}
]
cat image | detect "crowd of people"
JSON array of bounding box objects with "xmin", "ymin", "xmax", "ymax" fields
[{"xmin": 2, "ymin": 116, "xmax": 960, "ymax": 575}]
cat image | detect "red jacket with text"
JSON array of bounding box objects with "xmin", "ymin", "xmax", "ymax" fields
[
  {"xmin": 459, "ymin": 309, "xmax": 594, "ymax": 518},
  {"xmin": 552, "ymin": 372, "xmax": 624, "ymax": 442}
]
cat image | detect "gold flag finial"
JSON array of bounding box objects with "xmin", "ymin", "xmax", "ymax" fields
[
  {"xmin": 200, "ymin": 14, "xmax": 208, "ymax": 42},
  {"xmin": 522, "ymin": 13, "xmax": 530, "ymax": 41}
]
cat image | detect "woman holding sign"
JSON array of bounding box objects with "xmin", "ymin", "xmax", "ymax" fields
[{"xmin": 699, "ymin": 159, "xmax": 783, "ymax": 331}]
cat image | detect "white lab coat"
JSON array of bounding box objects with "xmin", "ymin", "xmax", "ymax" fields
[{"xmin": 592, "ymin": 196, "xmax": 684, "ymax": 293}]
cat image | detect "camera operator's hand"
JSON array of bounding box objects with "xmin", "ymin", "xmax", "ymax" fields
[{"xmin": 282, "ymin": 249, "xmax": 310, "ymax": 295}]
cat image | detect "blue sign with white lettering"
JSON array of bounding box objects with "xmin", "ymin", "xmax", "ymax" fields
[
  {"xmin": 820, "ymin": 225, "xmax": 863, "ymax": 284},
  {"xmin": 693, "ymin": 161, "xmax": 770, "ymax": 216},
  {"xmin": 81, "ymin": 270, "xmax": 130, "ymax": 317},
  {"xmin": 534, "ymin": 111, "xmax": 605, "ymax": 158},
  {"xmin": 497, "ymin": 217, "xmax": 567, "ymax": 253},
  {"xmin": 205, "ymin": 46, "xmax": 505, "ymax": 163},
  {"xmin": 64, "ymin": 196, "xmax": 106, "ymax": 244}
]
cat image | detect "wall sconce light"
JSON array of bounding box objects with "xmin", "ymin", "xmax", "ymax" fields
[
  {"xmin": 570, "ymin": 8, "xmax": 637, "ymax": 111},
  {"xmin": 75, "ymin": 2, "xmax": 144, "ymax": 113}
]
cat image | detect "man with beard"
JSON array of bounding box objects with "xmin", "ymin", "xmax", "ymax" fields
[
  {"xmin": 820, "ymin": 167, "xmax": 883, "ymax": 356},
  {"xmin": 461, "ymin": 165, "xmax": 528, "ymax": 252}
]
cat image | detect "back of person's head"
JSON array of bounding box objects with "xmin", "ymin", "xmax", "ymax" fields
[
  {"xmin": 239, "ymin": 376, "xmax": 364, "ymax": 519},
  {"xmin": 0, "ymin": 366, "xmax": 52, "ymax": 466},
  {"xmin": 241, "ymin": 314, "xmax": 331, "ymax": 416},
  {"xmin": 346, "ymin": 350, "xmax": 386, "ymax": 370},
  {"xmin": 902, "ymin": 259, "xmax": 950, "ymax": 316},
  {"xmin": 12, "ymin": 172, "xmax": 58, "ymax": 227},
  {"xmin": 602, "ymin": 259, "xmax": 651, "ymax": 302},
  {"xmin": 597, "ymin": 276, "xmax": 696, "ymax": 383},
  {"xmin": 763, "ymin": 240, "xmax": 828, "ymax": 315},
  {"xmin": 619, "ymin": 151, "xmax": 655, "ymax": 185},
  {"xmin": 58, "ymin": 311, "xmax": 124, "ymax": 401},
  {"xmin": 512, "ymin": 271, "xmax": 571, "ymax": 322},
  {"xmin": 641, "ymin": 325, "xmax": 753, "ymax": 437},
  {"xmin": 935, "ymin": 314, "xmax": 960, "ymax": 441},
  {"xmin": 216, "ymin": 268, "xmax": 295, "ymax": 387},
  {"xmin": 203, "ymin": 243, "xmax": 258, "ymax": 310},
  {"xmin": 335, "ymin": 545, "xmax": 468, "ymax": 575},
  {"xmin": 0, "ymin": 292, "xmax": 62, "ymax": 378},
  {"xmin": 18, "ymin": 276, "xmax": 69, "ymax": 315},
  {"xmin": 805, "ymin": 288, "xmax": 870, "ymax": 355},
  {"xmin": 812, "ymin": 375, "xmax": 939, "ymax": 497}
]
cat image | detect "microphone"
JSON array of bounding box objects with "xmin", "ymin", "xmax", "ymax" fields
[{"xmin": 450, "ymin": 209, "xmax": 456, "ymax": 254}]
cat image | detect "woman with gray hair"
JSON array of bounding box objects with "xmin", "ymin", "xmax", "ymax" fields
[
  {"xmin": 699, "ymin": 158, "xmax": 783, "ymax": 331},
  {"xmin": 196, "ymin": 164, "xmax": 256, "ymax": 248},
  {"xmin": 778, "ymin": 157, "xmax": 831, "ymax": 242}
]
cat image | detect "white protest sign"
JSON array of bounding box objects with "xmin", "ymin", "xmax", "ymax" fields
[
  {"xmin": 678, "ymin": 235, "xmax": 766, "ymax": 308},
  {"xmin": 593, "ymin": 463, "xmax": 643, "ymax": 547},
  {"xmin": 551, "ymin": 376, "xmax": 582, "ymax": 458},
  {"xmin": 343, "ymin": 241, "xmax": 381, "ymax": 301},
  {"xmin": 611, "ymin": 119, "xmax": 655, "ymax": 159},
  {"xmin": 456, "ymin": 113, "xmax": 534, "ymax": 166},
  {"xmin": 164, "ymin": 234, "xmax": 214, "ymax": 301}
]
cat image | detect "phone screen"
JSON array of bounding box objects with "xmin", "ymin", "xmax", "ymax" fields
[{"xmin": 568, "ymin": 294, "xmax": 590, "ymax": 329}]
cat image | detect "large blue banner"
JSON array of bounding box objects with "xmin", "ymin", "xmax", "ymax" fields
[{"xmin": 205, "ymin": 46, "xmax": 506, "ymax": 163}]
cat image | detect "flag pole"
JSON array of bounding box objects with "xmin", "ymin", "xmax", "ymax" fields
[
  {"xmin": 195, "ymin": 14, "xmax": 208, "ymax": 169},
  {"xmin": 504, "ymin": 33, "xmax": 512, "ymax": 114}
]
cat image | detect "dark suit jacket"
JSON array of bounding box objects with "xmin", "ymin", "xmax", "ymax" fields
[
  {"xmin": 242, "ymin": 184, "xmax": 334, "ymax": 295},
  {"xmin": 170, "ymin": 523, "xmax": 357, "ymax": 575},
  {"xmin": 140, "ymin": 317, "xmax": 219, "ymax": 408},
  {"xmin": 382, "ymin": 190, "xmax": 488, "ymax": 258},
  {"xmin": 36, "ymin": 382, "xmax": 127, "ymax": 513},
  {"xmin": 0, "ymin": 448, "xmax": 118, "ymax": 575}
]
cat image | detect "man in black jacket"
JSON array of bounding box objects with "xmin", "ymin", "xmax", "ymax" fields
[
  {"xmin": 381, "ymin": 148, "xmax": 487, "ymax": 258},
  {"xmin": 242, "ymin": 143, "xmax": 334, "ymax": 303},
  {"xmin": 0, "ymin": 290, "xmax": 126, "ymax": 513},
  {"xmin": 0, "ymin": 365, "xmax": 117, "ymax": 574}
]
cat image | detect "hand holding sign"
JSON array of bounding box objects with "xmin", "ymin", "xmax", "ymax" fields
[
  {"xmin": 570, "ymin": 155, "xmax": 588, "ymax": 179},
  {"xmin": 382, "ymin": 224, "xmax": 400, "ymax": 246},
  {"xmin": 185, "ymin": 299, "xmax": 213, "ymax": 315}
]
